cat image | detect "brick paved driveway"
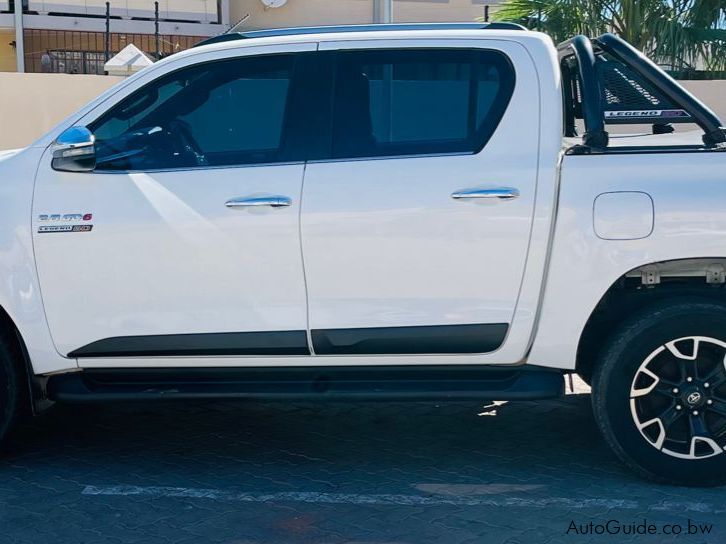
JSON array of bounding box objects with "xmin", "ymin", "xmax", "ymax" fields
[{"xmin": 1, "ymin": 379, "xmax": 724, "ymax": 543}]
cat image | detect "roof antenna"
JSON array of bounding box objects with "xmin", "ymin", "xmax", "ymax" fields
[{"xmin": 225, "ymin": 13, "xmax": 251, "ymax": 35}]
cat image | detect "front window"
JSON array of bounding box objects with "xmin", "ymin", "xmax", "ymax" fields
[{"xmin": 91, "ymin": 54, "xmax": 296, "ymax": 171}]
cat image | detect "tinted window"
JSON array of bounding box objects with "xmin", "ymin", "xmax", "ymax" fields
[
  {"xmin": 331, "ymin": 49, "xmax": 515, "ymax": 159},
  {"xmin": 91, "ymin": 54, "xmax": 295, "ymax": 171}
]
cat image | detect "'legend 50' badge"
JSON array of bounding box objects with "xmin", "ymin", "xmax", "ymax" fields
[{"xmin": 38, "ymin": 225, "xmax": 93, "ymax": 234}]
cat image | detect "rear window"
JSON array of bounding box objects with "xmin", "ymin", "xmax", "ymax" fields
[{"xmin": 331, "ymin": 48, "xmax": 515, "ymax": 160}]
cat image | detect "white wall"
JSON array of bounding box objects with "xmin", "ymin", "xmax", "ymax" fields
[
  {"xmin": 0, "ymin": 72, "xmax": 123, "ymax": 149},
  {"xmin": 681, "ymin": 81, "xmax": 726, "ymax": 122}
]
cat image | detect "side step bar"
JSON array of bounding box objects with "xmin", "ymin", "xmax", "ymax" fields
[{"xmin": 45, "ymin": 365, "xmax": 564, "ymax": 403}]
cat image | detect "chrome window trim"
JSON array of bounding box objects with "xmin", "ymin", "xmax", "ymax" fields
[
  {"xmin": 305, "ymin": 150, "xmax": 475, "ymax": 165},
  {"xmin": 92, "ymin": 159, "xmax": 307, "ymax": 175}
]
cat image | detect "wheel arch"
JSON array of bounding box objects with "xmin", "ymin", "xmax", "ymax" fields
[
  {"xmin": 575, "ymin": 257, "xmax": 726, "ymax": 384},
  {"xmin": 0, "ymin": 303, "xmax": 43, "ymax": 415}
]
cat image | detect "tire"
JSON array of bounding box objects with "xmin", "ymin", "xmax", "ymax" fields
[
  {"xmin": 592, "ymin": 299, "xmax": 726, "ymax": 486},
  {"xmin": 0, "ymin": 329, "xmax": 22, "ymax": 447}
]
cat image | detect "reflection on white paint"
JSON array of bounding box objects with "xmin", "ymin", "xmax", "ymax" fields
[{"xmin": 128, "ymin": 172, "xmax": 231, "ymax": 248}]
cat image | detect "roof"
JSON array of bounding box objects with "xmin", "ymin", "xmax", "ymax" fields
[{"xmin": 195, "ymin": 22, "xmax": 527, "ymax": 48}]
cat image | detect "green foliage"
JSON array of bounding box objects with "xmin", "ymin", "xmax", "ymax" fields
[{"xmin": 491, "ymin": 0, "xmax": 726, "ymax": 73}]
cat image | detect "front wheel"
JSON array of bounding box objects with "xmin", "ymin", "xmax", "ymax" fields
[{"xmin": 592, "ymin": 299, "xmax": 726, "ymax": 486}]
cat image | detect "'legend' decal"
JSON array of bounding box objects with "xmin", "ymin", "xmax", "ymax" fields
[{"xmin": 38, "ymin": 225, "xmax": 93, "ymax": 233}]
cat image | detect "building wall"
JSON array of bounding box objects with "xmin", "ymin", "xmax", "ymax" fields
[
  {"xmin": 681, "ymin": 80, "xmax": 726, "ymax": 123},
  {"xmin": 231, "ymin": 0, "xmax": 374, "ymax": 28},
  {"xmin": 230, "ymin": 0, "xmax": 492, "ymax": 29},
  {"xmin": 0, "ymin": 28, "xmax": 17, "ymax": 72},
  {"xmin": 0, "ymin": 72, "xmax": 122, "ymax": 149},
  {"xmin": 395, "ymin": 0, "xmax": 490, "ymax": 23}
]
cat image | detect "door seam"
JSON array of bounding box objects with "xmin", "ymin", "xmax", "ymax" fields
[{"xmin": 299, "ymin": 161, "xmax": 316, "ymax": 356}]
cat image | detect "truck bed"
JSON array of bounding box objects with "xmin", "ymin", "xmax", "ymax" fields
[{"xmin": 564, "ymin": 130, "xmax": 711, "ymax": 150}]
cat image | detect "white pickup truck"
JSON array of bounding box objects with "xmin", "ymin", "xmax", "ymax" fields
[{"xmin": 1, "ymin": 23, "xmax": 725, "ymax": 485}]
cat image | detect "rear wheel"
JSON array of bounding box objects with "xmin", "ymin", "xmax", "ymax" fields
[
  {"xmin": 592, "ymin": 299, "xmax": 726, "ymax": 486},
  {"xmin": 0, "ymin": 331, "xmax": 22, "ymax": 446}
]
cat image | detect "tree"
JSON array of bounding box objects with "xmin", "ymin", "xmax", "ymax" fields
[{"xmin": 492, "ymin": 0, "xmax": 726, "ymax": 72}]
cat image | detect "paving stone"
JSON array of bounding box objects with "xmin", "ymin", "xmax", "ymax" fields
[{"xmin": 0, "ymin": 379, "xmax": 723, "ymax": 543}]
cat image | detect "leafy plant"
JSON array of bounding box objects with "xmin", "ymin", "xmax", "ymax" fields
[{"xmin": 491, "ymin": 0, "xmax": 726, "ymax": 72}]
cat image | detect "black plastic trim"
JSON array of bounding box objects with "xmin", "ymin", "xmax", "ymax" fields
[
  {"xmin": 68, "ymin": 331, "xmax": 310, "ymax": 358},
  {"xmin": 45, "ymin": 364, "xmax": 563, "ymax": 403},
  {"xmin": 312, "ymin": 323, "xmax": 508, "ymax": 355},
  {"xmin": 565, "ymin": 144, "xmax": 723, "ymax": 155},
  {"xmin": 283, "ymin": 51, "xmax": 334, "ymax": 162},
  {"xmin": 70, "ymin": 324, "xmax": 509, "ymax": 358},
  {"xmin": 560, "ymin": 59, "xmax": 577, "ymax": 137}
]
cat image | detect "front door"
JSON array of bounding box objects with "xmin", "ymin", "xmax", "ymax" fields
[
  {"xmin": 33, "ymin": 46, "xmax": 314, "ymax": 360},
  {"xmin": 301, "ymin": 41, "xmax": 540, "ymax": 362}
]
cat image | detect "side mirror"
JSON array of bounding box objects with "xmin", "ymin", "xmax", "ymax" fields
[{"xmin": 51, "ymin": 126, "xmax": 96, "ymax": 172}]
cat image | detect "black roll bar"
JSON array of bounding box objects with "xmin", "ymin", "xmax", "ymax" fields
[
  {"xmin": 559, "ymin": 32, "xmax": 726, "ymax": 148},
  {"xmin": 557, "ymin": 35, "xmax": 609, "ymax": 148},
  {"xmin": 594, "ymin": 33, "xmax": 726, "ymax": 147}
]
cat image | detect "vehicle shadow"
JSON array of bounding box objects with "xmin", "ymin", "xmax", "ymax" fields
[
  {"xmin": 5, "ymin": 391, "xmax": 726, "ymax": 544},
  {"xmin": 3, "ymin": 392, "xmax": 626, "ymax": 489}
]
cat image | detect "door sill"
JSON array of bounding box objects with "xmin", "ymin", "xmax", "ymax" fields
[{"xmin": 45, "ymin": 365, "xmax": 564, "ymax": 403}]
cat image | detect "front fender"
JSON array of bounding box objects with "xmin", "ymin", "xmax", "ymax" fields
[{"xmin": 0, "ymin": 147, "xmax": 76, "ymax": 375}]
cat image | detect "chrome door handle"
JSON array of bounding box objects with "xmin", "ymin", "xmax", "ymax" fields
[
  {"xmin": 225, "ymin": 196, "xmax": 292, "ymax": 208},
  {"xmin": 451, "ymin": 187, "xmax": 520, "ymax": 200}
]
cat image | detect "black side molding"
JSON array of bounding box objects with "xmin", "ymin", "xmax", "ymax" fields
[
  {"xmin": 312, "ymin": 323, "xmax": 508, "ymax": 355},
  {"xmin": 46, "ymin": 365, "xmax": 564, "ymax": 403},
  {"xmin": 70, "ymin": 324, "xmax": 509, "ymax": 358},
  {"xmin": 68, "ymin": 330, "xmax": 310, "ymax": 358}
]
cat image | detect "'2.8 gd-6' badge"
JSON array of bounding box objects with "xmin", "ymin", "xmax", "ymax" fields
[{"xmin": 36, "ymin": 213, "xmax": 93, "ymax": 234}]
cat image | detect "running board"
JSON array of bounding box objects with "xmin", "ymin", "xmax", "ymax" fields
[{"xmin": 45, "ymin": 365, "xmax": 565, "ymax": 403}]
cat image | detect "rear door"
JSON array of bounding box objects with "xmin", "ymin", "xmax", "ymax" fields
[{"xmin": 301, "ymin": 39, "xmax": 541, "ymax": 364}]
